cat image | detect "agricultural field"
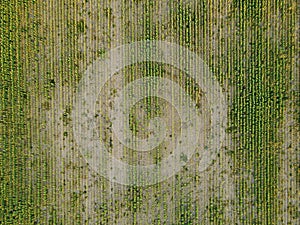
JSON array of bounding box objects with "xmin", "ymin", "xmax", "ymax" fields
[{"xmin": 0, "ymin": 0, "xmax": 298, "ymax": 224}]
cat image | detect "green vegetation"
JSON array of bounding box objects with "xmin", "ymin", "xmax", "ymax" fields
[
  {"xmin": 0, "ymin": 0, "xmax": 37, "ymax": 223},
  {"xmin": 208, "ymin": 197, "xmax": 225, "ymax": 224},
  {"xmin": 77, "ymin": 19, "xmax": 87, "ymax": 33},
  {"xmin": 228, "ymin": 1, "xmax": 296, "ymax": 223}
]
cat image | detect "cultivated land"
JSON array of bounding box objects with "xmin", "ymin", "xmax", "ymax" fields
[{"xmin": 1, "ymin": 0, "xmax": 298, "ymax": 224}]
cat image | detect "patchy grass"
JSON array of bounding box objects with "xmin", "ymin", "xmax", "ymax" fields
[{"xmin": 1, "ymin": 0, "xmax": 297, "ymax": 224}]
